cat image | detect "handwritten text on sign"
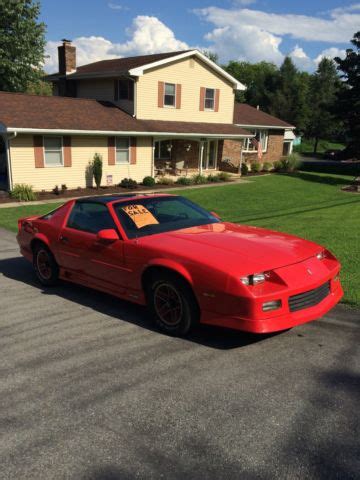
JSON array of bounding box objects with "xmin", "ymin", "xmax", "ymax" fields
[{"xmin": 122, "ymin": 204, "xmax": 159, "ymax": 229}]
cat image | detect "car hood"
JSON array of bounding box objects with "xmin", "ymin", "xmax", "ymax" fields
[{"xmin": 140, "ymin": 222, "xmax": 321, "ymax": 274}]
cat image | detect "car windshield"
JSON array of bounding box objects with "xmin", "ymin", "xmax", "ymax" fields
[{"xmin": 114, "ymin": 196, "xmax": 220, "ymax": 239}]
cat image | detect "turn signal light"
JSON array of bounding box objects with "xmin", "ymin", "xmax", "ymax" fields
[{"xmin": 262, "ymin": 300, "xmax": 282, "ymax": 312}]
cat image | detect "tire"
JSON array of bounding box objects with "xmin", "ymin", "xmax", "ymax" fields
[
  {"xmin": 33, "ymin": 244, "xmax": 59, "ymax": 286},
  {"xmin": 146, "ymin": 271, "xmax": 199, "ymax": 336}
]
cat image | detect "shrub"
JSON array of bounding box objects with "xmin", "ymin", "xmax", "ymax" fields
[
  {"xmin": 157, "ymin": 177, "xmax": 175, "ymax": 185},
  {"xmin": 252, "ymin": 162, "xmax": 261, "ymax": 173},
  {"xmin": 207, "ymin": 174, "xmax": 221, "ymax": 183},
  {"xmin": 217, "ymin": 172, "xmax": 232, "ymax": 182},
  {"xmin": 52, "ymin": 185, "xmax": 60, "ymax": 195},
  {"xmin": 61, "ymin": 184, "xmax": 67, "ymax": 192},
  {"xmin": 241, "ymin": 163, "xmax": 249, "ymax": 176},
  {"xmin": 282, "ymin": 152, "xmax": 301, "ymax": 172},
  {"xmin": 119, "ymin": 178, "xmax": 138, "ymax": 189},
  {"xmin": 262, "ymin": 162, "xmax": 272, "ymax": 172},
  {"xmin": 176, "ymin": 176, "xmax": 193, "ymax": 185},
  {"xmin": 92, "ymin": 153, "xmax": 103, "ymax": 189},
  {"xmin": 10, "ymin": 184, "xmax": 37, "ymax": 202},
  {"xmin": 273, "ymin": 160, "xmax": 282, "ymax": 172},
  {"xmin": 192, "ymin": 174, "xmax": 208, "ymax": 185},
  {"xmin": 142, "ymin": 176, "xmax": 156, "ymax": 187}
]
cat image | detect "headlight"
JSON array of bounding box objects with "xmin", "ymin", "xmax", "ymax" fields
[
  {"xmin": 316, "ymin": 250, "xmax": 326, "ymax": 260},
  {"xmin": 241, "ymin": 272, "xmax": 266, "ymax": 285}
]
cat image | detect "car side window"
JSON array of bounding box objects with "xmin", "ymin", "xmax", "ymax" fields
[{"xmin": 67, "ymin": 202, "xmax": 116, "ymax": 234}]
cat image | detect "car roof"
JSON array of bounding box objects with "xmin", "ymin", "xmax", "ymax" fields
[{"xmin": 75, "ymin": 193, "xmax": 174, "ymax": 205}]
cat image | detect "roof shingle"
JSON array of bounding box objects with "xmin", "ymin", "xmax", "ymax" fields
[{"xmin": 234, "ymin": 103, "xmax": 294, "ymax": 128}]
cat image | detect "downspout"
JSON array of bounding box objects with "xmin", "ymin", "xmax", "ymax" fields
[
  {"xmin": 151, "ymin": 136, "xmax": 155, "ymax": 178},
  {"xmin": 5, "ymin": 131, "xmax": 17, "ymax": 191}
]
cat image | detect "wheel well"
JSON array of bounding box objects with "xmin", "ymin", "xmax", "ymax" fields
[
  {"xmin": 30, "ymin": 239, "xmax": 48, "ymax": 255},
  {"xmin": 141, "ymin": 266, "xmax": 199, "ymax": 309}
]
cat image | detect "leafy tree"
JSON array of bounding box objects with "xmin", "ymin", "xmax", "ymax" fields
[
  {"xmin": 26, "ymin": 70, "xmax": 52, "ymax": 95},
  {"xmin": 202, "ymin": 50, "xmax": 219, "ymax": 64},
  {"xmin": 0, "ymin": 0, "xmax": 46, "ymax": 92},
  {"xmin": 306, "ymin": 58, "xmax": 342, "ymax": 153},
  {"xmin": 335, "ymin": 31, "xmax": 360, "ymax": 157}
]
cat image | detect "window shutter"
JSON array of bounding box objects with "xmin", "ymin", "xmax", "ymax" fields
[
  {"xmin": 33, "ymin": 135, "xmax": 44, "ymax": 168},
  {"xmin": 176, "ymin": 84, "xmax": 182, "ymax": 109},
  {"xmin": 158, "ymin": 81, "xmax": 164, "ymax": 108},
  {"xmin": 63, "ymin": 136, "xmax": 72, "ymax": 167},
  {"xmin": 199, "ymin": 87, "xmax": 205, "ymax": 111},
  {"xmin": 214, "ymin": 89, "xmax": 220, "ymax": 112},
  {"xmin": 108, "ymin": 136, "xmax": 116, "ymax": 165},
  {"xmin": 130, "ymin": 137, "xmax": 137, "ymax": 164},
  {"xmin": 114, "ymin": 80, "xmax": 119, "ymax": 101}
]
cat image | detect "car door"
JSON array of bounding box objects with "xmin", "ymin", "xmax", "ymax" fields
[{"xmin": 57, "ymin": 201, "xmax": 127, "ymax": 292}]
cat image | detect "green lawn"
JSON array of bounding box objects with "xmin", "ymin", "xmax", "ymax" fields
[
  {"xmin": 0, "ymin": 172, "xmax": 359, "ymax": 308},
  {"xmin": 294, "ymin": 138, "xmax": 345, "ymax": 155}
]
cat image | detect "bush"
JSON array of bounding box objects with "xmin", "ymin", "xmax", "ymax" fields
[
  {"xmin": 157, "ymin": 176, "xmax": 175, "ymax": 185},
  {"xmin": 52, "ymin": 185, "xmax": 60, "ymax": 195},
  {"xmin": 281, "ymin": 153, "xmax": 301, "ymax": 172},
  {"xmin": 192, "ymin": 174, "xmax": 208, "ymax": 185},
  {"xmin": 252, "ymin": 162, "xmax": 262, "ymax": 173},
  {"xmin": 176, "ymin": 176, "xmax": 193, "ymax": 185},
  {"xmin": 142, "ymin": 176, "xmax": 155, "ymax": 187},
  {"xmin": 273, "ymin": 160, "xmax": 282, "ymax": 172},
  {"xmin": 92, "ymin": 153, "xmax": 103, "ymax": 189},
  {"xmin": 207, "ymin": 174, "xmax": 221, "ymax": 183},
  {"xmin": 262, "ymin": 162, "xmax": 272, "ymax": 172},
  {"xmin": 241, "ymin": 163, "xmax": 249, "ymax": 176},
  {"xmin": 10, "ymin": 184, "xmax": 37, "ymax": 202},
  {"xmin": 217, "ymin": 172, "xmax": 232, "ymax": 182},
  {"xmin": 119, "ymin": 178, "xmax": 138, "ymax": 189},
  {"xmin": 61, "ymin": 184, "xmax": 67, "ymax": 192}
]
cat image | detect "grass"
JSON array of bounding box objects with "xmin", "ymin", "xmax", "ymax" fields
[
  {"xmin": 0, "ymin": 172, "xmax": 358, "ymax": 308},
  {"xmin": 294, "ymin": 138, "xmax": 345, "ymax": 155}
]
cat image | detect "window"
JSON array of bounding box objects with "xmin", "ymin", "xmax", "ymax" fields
[
  {"xmin": 44, "ymin": 136, "xmax": 63, "ymax": 167},
  {"xmin": 116, "ymin": 137, "xmax": 130, "ymax": 164},
  {"xmin": 244, "ymin": 130, "xmax": 268, "ymax": 152},
  {"xmin": 155, "ymin": 140, "xmax": 172, "ymax": 160},
  {"xmin": 67, "ymin": 202, "xmax": 117, "ymax": 234},
  {"xmin": 204, "ymin": 88, "xmax": 215, "ymax": 110},
  {"xmin": 118, "ymin": 78, "xmax": 134, "ymax": 101},
  {"xmin": 164, "ymin": 83, "xmax": 176, "ymax": 107}
]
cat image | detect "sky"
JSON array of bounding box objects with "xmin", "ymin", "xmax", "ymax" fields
[{"xmin": 41, "ymin": 0, "xmax": 360, "ymax": 73}]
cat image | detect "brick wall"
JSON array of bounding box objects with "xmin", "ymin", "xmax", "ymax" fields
[{"xmin": 217, "ymin": 139, "xmax": 243, "ymax": 172}]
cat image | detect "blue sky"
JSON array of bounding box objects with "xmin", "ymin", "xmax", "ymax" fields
[{"xmin": 41, "ymin": 0, "xmax": 360, "ymax": 72}]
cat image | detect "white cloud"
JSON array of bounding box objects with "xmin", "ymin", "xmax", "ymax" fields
[
  {"xmin": 108, "ymin": 2, "xmax": 129, "ymax": 11},
  {"xmin": 289, "ymin": 45, "xmax": 313, "ymax": 70},
  {"xmin": 44, "ymin": 16, "xmax": 189, "ymax": 73},
  {"xmin": 314, "ymin": 47, "xmax": 347, "ymax": 64}
]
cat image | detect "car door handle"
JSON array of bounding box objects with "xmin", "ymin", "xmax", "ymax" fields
[{"xmin": 59, "ymin": 235, "xmax": 69, "ymax": 244}]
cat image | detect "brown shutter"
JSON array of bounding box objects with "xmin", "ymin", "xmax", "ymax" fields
[
  {"xmin": 33, "ymin": 135, "xmax": 44, "ymax": 168},
  {"xmin": 214, "ymin": 89, "xmax": 220, "ymax": 112},
  {"xmin": 176, "ymin": 84, "xmax": 182, "ymax": 109},
  {"xmin": 158, "ymin": 81, "xmax": 164, "ymax": 108},
  {"xmin": 108, "ymin": 136, "xmax": 116, "ymax": 165},
  {"xmin": 63, "ymin": 136, "xmax": 72, "ymax": 167},
  {"xmin": 199, "ymin": 87, "xmax": 205, "ymax": 111},
  {"xmin": 130, "ymin": 137, "xmax": 137, "ymax": 164},
  {"xmin": 114, "ymin": 79, "xmax": 119, "ymax": 101}
]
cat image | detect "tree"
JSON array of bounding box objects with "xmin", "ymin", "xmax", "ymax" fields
[
  {"xmin": 306, "ymin": 58, "xmax": 342, "ymax": 153},
  {"xmin": 335, "ymin": 31, "xmax": 360, "ymax": 157},
  {"xmin": 202, "ymin": 50, "xmax": 219, "ymax": 64},
  {"xmin": 92, "ymin": 153, "xmax": 103, "ymax": 189},
  {"xmin": 0, "ymin": 0, "xmax": 46, "ymax": 92}
]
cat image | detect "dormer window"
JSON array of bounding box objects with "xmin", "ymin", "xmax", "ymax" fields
[
  {"xmin": 204, "ymin": 88, "xmax": 215, "ymax": 110},
  {"xmin": 164, "ymin": 83, "xmax": 176, "ymax": 107}
]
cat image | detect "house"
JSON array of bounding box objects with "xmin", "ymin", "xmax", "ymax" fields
[{"xmin": 0, "ymin": 40, "xmax": 294, "ymax": 191}]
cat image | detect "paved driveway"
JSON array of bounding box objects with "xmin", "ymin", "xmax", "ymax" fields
[{"xmin": 0, "ymin": 228, "xmax": 359, "ymax": 480}]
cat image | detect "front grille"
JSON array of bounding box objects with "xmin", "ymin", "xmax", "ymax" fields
[{"xmin": 289, "ymin": 281, "xmax": 330, "ymax": 312}]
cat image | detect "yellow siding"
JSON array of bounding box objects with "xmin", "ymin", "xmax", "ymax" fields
[
  {"xmin": 10, "ymin": 135, "xmax": 153, "ymax": 191},
  {"xmin": 136, "ymin": 57, "xmax": 235, "ymax": 123}
]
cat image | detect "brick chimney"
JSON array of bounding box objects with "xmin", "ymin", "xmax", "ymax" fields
[{"xmin": 58, "ymin": 39, "xmax": 76, "ymax": 74}]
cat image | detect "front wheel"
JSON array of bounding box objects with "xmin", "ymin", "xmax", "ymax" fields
[
  {"xmin": 146, "ymin": 272, "xmax": 199, "ymax": 336},
  {"xmin": 33, "ymin": 244, "xmax": 59, "ymax": 286}
]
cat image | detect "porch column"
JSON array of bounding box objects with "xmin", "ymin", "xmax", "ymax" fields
[
  {"xmin": 199, "ymin": 140, "xmax": 205, "ymax": 174},
  {"xmin": 239, "ymin": 140, "xmax": 243, "ymax": 175}
]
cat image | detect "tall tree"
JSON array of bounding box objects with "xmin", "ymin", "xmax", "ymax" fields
[
  {"xmin": 335, "ymin": 31, "xmax": 360, "ymax": 157},
  {"xmin": 306, "ymin": 58, "xmax": 342, "ymax": 153},
  {"xmin": 0, "ymin": 0, "xmax": 46, "ymax": 92}
]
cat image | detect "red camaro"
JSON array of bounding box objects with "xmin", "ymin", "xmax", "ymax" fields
[{"xmin": 17, "ymin": 194, "xmax": 343, "ymax": 336}]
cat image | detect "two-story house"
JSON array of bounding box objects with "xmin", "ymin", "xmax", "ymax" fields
[{"xmin": 0, "ymin": 40, "xmax": 294, "ymax": 191}]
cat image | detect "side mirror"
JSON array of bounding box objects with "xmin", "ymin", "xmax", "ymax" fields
[
  {"xmin": 210, "ymin": 211, "xmax": 221, "ymax": 219},
  {"xmin": 96, "ymin": 229, "xmax": 119, "ymax": 244}
]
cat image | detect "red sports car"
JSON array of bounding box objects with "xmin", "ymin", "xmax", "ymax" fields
[{"xmin": 17, "ymin": 193, "xmax": 343, "ymax": 336}]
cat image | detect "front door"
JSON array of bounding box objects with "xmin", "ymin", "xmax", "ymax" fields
[{"xmin": 202, "ymin": 140, "xmax": 218, "ymax": 169}]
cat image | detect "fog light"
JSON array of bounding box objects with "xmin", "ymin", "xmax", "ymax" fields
[
  {"xmin": 262, "ymin": 300, "xmax": 282, "ymax": 312},
  {"xmin": 316, "ymin": 250, "xmax": 326, "ymax": 260}
]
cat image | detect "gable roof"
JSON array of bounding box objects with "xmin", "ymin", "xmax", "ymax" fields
[
  {"xmin": 46, "ymin": 49, "xmax": 246, "ymax": 91},
  {"xmin": 0, "ymin": 91, "xmax": 252, "ymax": 139},
  {"xmin": 234, "ymin": 103, "xmax": 294, "ymax": 129}
]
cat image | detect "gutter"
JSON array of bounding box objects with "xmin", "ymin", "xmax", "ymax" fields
[
  {"xmin": 5, "ymin": 131, "xmax": 16, "ymax": 191},
  {"xmin": 235, "ymin": 123, "xmax": 295, "ymax": 130}
]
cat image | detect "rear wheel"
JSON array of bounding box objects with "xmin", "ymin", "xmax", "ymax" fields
[
  {"xmin": 33, "ymin": 244, "xmax": 59, "ymax": 286},
  {"xmin": 146, "ymin": 272, "xmax": 199, "ymax": 336}
]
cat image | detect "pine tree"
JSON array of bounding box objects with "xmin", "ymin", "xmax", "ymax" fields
[{"xmin": 0, "ymin": 1, "xmax": 46, "ymax": 92}]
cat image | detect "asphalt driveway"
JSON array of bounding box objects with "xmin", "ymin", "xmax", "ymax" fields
[{"xmin": 0, "ymin": 228, "xmax": 359, "ymax": 480}]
